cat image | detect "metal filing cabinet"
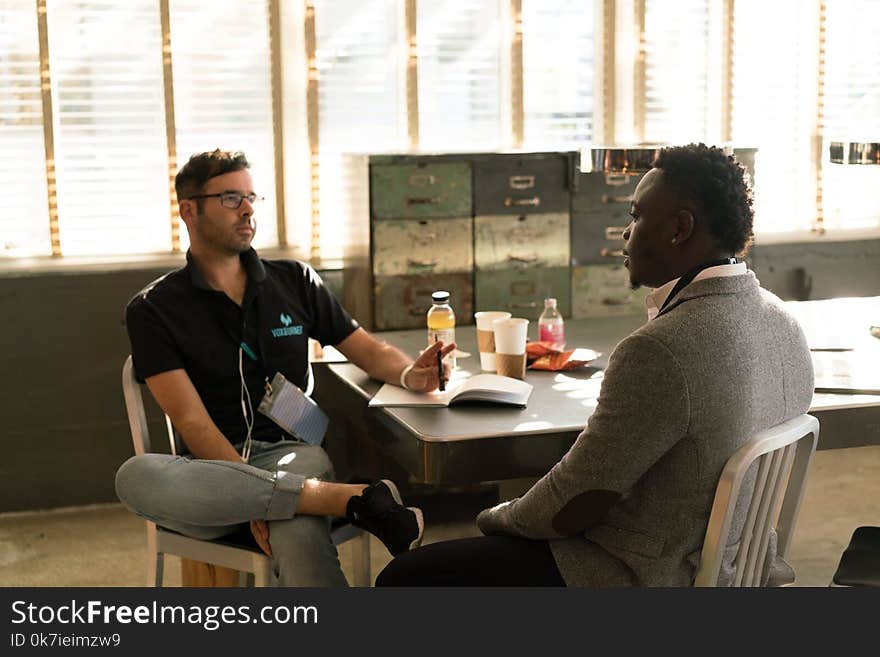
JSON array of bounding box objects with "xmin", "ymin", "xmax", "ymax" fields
[
  {"xmin": 371, "ymin": 159, "xmax": 473, "ymax": 330},
  {"xmin": 569, "ymin": 165, "xmax": 644, "ymax": 317},
  {"xmin": 570, "ymin": 171, "xmax": 638, "ymax": 267},
  {"xmin": 343, "ymin": 147, "xmax": 752, "ymax": 330},
  {"xmin": 473, "ymin": 153, "xmax": 574, "ymax": 320},
  {"xmin": 475, "ymin": 266, "xmax": 572, "ymax": 320},
  {"xmin": 571, "ymin": 264, "xmax": 650, "ymax": 318}
]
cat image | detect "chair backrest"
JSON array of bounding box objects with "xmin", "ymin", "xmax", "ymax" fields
[
  {"xmin": 694, "ymin": 413, "xmax": 820, "ymax": 587},
  {"xmin": 122, "ymin": 355, "xmax": 178, "ymax": 456}
]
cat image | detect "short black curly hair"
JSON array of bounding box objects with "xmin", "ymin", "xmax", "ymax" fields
[{"xmin": 652, "ymin": 143, "xmax": 754, "ymax": 256}]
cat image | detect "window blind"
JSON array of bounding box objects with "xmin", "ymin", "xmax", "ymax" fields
[
  {"xmin": 822, "ymin": 0, "xmax": 880, "ymax": 231},
  {"xmin": 732, "ymin": 0, "xmax": 818, "ymax": 234},
  {"xmin": 170, "ymin": 0, "xmax": 277, "ymax": 251},
  {"xmin": 643, "ymin": 0, "xmax": 710, "ymax": 144},
  {"xmin": 45, "ymin": 0, "xmax": 170, "ymax": 256},
  {"xmin": 0, "ymin": 0, "xmax": 51, "ymax": 257},
  {"xmin": 417, "ymin": 0, "xmax": 503, "ymax": 151},
  {"xmin": 521, "ymin": 0, "xmax": 594, "ymax": 149},
  {"xmin": 314, "ymin": 0, "xmax": 403, "ymax": 261}
]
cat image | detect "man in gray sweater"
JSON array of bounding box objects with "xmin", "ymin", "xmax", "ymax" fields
[{"xmin": 376, "ymin": 143, "xmax": 814, "ymax": 586}]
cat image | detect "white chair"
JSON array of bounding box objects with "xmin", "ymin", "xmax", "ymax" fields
[
  {"xmin": 694, "ymin": 414, "xmax": 820, "ymax": 587},
  {"xmin": 121, "ymin": 355, "xmax": 371, "ymax": 587}
]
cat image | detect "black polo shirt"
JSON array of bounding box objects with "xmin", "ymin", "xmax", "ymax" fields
[{"xmin": 125, "ymin": 248, "xmax": 358, "ymax": 447}]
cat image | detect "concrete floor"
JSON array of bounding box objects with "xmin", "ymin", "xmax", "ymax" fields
[{"xmin": 1, "ymin": 446, "xmax": 878, "ymax": 587}]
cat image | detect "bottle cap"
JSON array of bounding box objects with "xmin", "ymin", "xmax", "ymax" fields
[
  {"xmin": 432, "ymin": 291, "xmax": 450, "ymax": 303},
  {"xmin": 544, "ymin": 298, "xmax": 557, "ymax": 307}
]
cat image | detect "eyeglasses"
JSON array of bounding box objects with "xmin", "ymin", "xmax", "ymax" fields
[{"xmin": 187, "ymin": 192, "xmax": 264, "ymax": 209}]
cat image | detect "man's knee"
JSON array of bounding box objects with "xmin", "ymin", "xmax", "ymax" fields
[
  {"xmin": 115, "ymin": 454, "xmax": 177, "ymax": 510},
  {"xmin": 375, "ymin": 550, "xmax": 423, "ymax": 586}
]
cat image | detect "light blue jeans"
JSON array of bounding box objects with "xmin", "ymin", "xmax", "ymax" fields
[{"xmin": 115, "ymin": 440, "xmax": 348, "ymax": 587}]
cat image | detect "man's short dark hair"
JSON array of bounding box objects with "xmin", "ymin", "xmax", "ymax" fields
[
  {"xmin": 652, "ymin": 143, "xmax": 754, "ymax": 256},
  {"xmin": 175, "ymin": 149, "xmax": 250, "ymax": 202}
]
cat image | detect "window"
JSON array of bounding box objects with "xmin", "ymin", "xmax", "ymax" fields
[
  {"xmin": 643, "ymin": 0, "xmax": 711, "ymax": 144},
  {"xmin": 0, "ymin": 0, "xmax": 50, "ymax": 257},
  {"xmin": 314, "ymin": 0, "xmax": 403, "ymax": 261},
  {"xmin": 732, "ymin": 0, "xmax": 818, "ymax": 233},
  {"xmin": 47, "ymin": 0, "xmax": 170, "ymax": 256},
  {"xmin": 170, "ymin": 0, "xmax": 277, "ymax": 250},
  {"xmin": 821, "ymin": 0, "xmax": 880, "ymax": 231},
  {"xmin": 522, "ymin": 0, "xmax": 594, "ymax": 149},
  {"xmin": 4, "ymin": 0, "xmax": 878, "ymax": 263},
  {"xmin": 417, "ymin": 0, "xmax": 503, "ymax": 151}
]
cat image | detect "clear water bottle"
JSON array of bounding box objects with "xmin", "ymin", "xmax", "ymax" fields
[
  {"xmin": 427, "ymin": 290, "xmax": 456, "ymax": 370},
  {"xmin": 538, "ymin": 298, "xmax": 565, "ymax": 349}
]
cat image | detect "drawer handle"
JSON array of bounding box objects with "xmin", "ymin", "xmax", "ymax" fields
[
  {"xmin": 602, "ymin": 194, "xmax": 632, "ymax": 204},
  {"xmin": 408, "ymin": 305, "xmax": 430, "ymax": 316},
  {"xmin": 408, "ymin": 258, "xmax": 439, "ymax": 269},
  {"xmin": 604, "ymin": 173, "xmax": 631, "ymax": 186},
  {"xmin": 407, "ymin": 197, "xmax": 439, "ymax": 205},
  {"xmin": 508, "ymin": 301, "xmax": 539, "ymax": 309},
  {"xmin": 510, "ymin": 281, "xmax": 536, "ymax": 296},
  {"xmin": 408, "ymin": 174, "xmax": 436, "ymax": 187},
  {"xmin": 507, "ymin": 254, "xmax": 540, "ymax": 264},
  {"xmin": 600, "ymin": 248, "xmax": 625, "ymax": 258},
  {"xmin": 602, "ymin": 297, "xmax": 631, "ymax": 306},
  {"xmin": 509, "ymin": 175, "xmax": 535, "ymax": 190},
  {"xmin": 605, "ymin": 226, "xmax": 627, "ymax": 240},
  {"xmin": 504, "ymin": 196, "xmax": 541, "ymax": 207}
]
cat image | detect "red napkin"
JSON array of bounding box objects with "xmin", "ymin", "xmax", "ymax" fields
[{"xmin": 526, "ymin": 341, "xmax": 601, "ymax": 371}]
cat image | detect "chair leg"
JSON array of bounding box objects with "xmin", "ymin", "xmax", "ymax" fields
[
  {"xmin": 253, "ymin": 558, "xmax": 273, "ymax": 587},
  {"xmin": 351, "ymin": 533, "xmax": 371, "ymax": 587},
  {"xmin": 154, "ymin": 553, "xmax": 165, "ymax": 587},
  {"xmin": 146, "ymin": 522, "xmax": 162, "ymax": 586}
]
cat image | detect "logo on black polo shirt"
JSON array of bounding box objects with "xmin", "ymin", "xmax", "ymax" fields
[{"xmin": 271, "ymin": 312, "xmax": 303, "ymax": 338}]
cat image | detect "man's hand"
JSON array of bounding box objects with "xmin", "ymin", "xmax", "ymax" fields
[
  {"xmin": 404, "ymin": 341, "xmax": 457, "ymax": 392},
  {"xmin": 250, "ymin": 520, "xmax": 272, "ymax": 557}
]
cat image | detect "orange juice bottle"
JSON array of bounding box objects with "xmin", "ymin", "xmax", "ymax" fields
[{"xmin": 427, "ymin": 290, "xmax": 456, "ymax": 370}]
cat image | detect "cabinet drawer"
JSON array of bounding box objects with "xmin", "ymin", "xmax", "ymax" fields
[
  {"xmin": 473, "ymin": 154, "xmax": 572, "ymax": 215},
  {"xmin": 474, "ymin": 267, "xmax": 570, "ymax": 321},
  {"xmin": 474, "ymin": 212, "xmax": 569, "ymax": 270},
  {"xmin": 571, "ymin": 265, "xmax": 650, "ymax": 318},
  {"xmin": 371, "ymin": 162, "xmax": 472, "ymax": 219},
  {"xmin": 571, "ymin": 170, "xmax": 640, "ymax": 214},
  {"xmin": 372, "ymin": 217, "xmax": 473, "ymax": 276},
  {"xmin": 373, "ymin": 273, "xmax": 473, "ymax": 331},
  {"xmin": 570, "ymin": 210, "xmax": 630, "ymax": 266}
]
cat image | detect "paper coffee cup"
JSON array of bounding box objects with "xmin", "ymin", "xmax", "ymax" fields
[
  {"xmin": 474, "ymin": 311, "xmax": 512, "ymax": 371},
  {"xmin": 492, "ymin": 317, "xmax": 529, "ymax": 380}
]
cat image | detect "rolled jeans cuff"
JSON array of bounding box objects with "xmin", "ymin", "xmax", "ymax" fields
[{"xmin": 266, "ymin": 470, "xmax": 307, "ymax": 520}]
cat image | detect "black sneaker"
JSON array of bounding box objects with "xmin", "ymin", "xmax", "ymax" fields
[{"xmin": 346, "ymin": 480, "xmax": 424, "ymax": 556}]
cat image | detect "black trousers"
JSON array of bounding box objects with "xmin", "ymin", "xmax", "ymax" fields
[{"xmin": 375, "ymin": 535, "xmax": 566, "ymax": 586}]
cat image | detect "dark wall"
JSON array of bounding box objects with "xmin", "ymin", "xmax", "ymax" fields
[{"xmin": 0, "ymin": 241, "xmax": 876, "ymax": 512}]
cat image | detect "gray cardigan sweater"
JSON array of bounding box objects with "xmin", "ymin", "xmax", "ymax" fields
[{"xmin": 477, "ymin": 272, "xmax": 814, "ymax": 586}]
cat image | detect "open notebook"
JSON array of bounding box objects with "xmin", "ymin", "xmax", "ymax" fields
[{"xmin": 369, "ymin": 373, "xmax": 533, "ymax": 408}]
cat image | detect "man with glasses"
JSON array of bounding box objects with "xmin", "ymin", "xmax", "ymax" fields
[{"xmin": 116, "ymin": 149, "xmax": 454, "ymax": 586}]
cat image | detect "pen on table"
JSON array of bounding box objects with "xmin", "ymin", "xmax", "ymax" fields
[{"xmin": 436, "ymin": 338, "xmax": 446, "ymax": 392}]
